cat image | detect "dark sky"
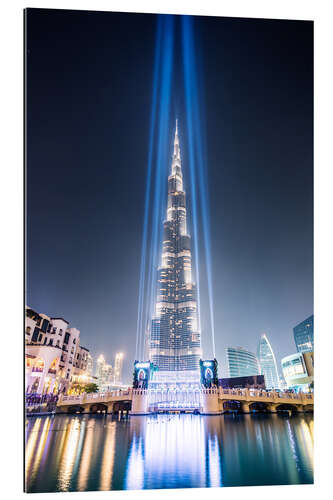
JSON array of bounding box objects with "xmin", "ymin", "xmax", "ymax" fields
[{"xmin": 26, "ymin": 9, "xmax": 313, "ymax": 380}]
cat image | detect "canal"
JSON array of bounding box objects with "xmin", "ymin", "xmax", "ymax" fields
[{"xmin": 25, "ymin": 413, "xmax": 313, "ymax": 492}]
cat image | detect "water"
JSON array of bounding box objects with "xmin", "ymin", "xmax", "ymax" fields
[{"xmin": 25, "ymin": 413, "xmax": 313, "ymax": 492}]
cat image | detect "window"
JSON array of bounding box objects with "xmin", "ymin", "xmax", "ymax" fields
[
  {"xmin": 64, "ymin": 332, "xmax": 70, "ymax": 344},
  {"xmin": 38, "ymin": 333, "xmax": 43, "ymax": 342},
  {"xmin": 41, "ymin": 319, "xmax": 49, "ymax": 333},
  {"xmin": 31, "ymin": 327, "xmax": 39, "ymax": 342},
  {"xmin": 49, "ymin": 339, "xmax": 53, "ymax": 346},
  {"xmin": 26, "ymin": 327, "xmax": 31, "ymax": 335}
]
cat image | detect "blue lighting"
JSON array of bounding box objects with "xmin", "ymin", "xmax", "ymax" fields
[
  {"xmin": 136, "ymin": 15, "xmax": 174, "ymax": 360},
  {"xmin": 135, "ymin": 17, "xmax": 162, "ymax": 359},
  {"xmin": 182, "ymin": 15, "xmax": 216, "ymax": 357},
  {"xmin": 137, "ymin": 15, "xmax": 216, "ymax": 361}
]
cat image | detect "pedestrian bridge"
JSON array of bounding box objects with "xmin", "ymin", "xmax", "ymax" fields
[
  {"xmin": 216, "ymin": 387, "xmax": 314, "ymax": 413},
  {"xmin": 56, "ymin": 387, "xmax": 314, "ymax": 415}
]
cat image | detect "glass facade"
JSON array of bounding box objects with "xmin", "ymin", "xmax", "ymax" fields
[
  {"xmin": 281, "ymin": 351, "xmax": 314, "ymax": 391},
  {"xmin": 257, "ymin": 334, "xmax": 280, "ymax": 389},
  {"xmin": 149, "ymin": 122, "xmax": 202, "ymax": 372},
  {"xmin": 293, "ymin": 315, "xmax": 314, "ymax": 353},
  {"xmin": 226, "ymin": 347, "xmax": 260, "ymax": 377}
]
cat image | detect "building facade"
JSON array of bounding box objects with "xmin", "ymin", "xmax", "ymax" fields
[
  {"xmin": 149, "ymin": 121, "xmax": 202, "ymax": 376},
  {"xmin": 113, "ymin": 352, "xmax": 124, "ymax": 385},
  {"xmin": 219, "ymin": 375, "xmax": 265, "ymax": 390},
  {"xmin": 86, "ymin": 352, "xmax": 93, "ymax": 376},
  {"xmin": 257, "ymin": 333, "xmax": 280, "ymax": 390},
  {"xmin": 281, "ymin": 351, "xmax": 314, "ymax": 392},
  {"xmin": 226, "ymin": 347, "xmax": 260, "ymax": 378},
  {"xmin": 96, "ymin": 354, "xmax": 113, "ymax": 392},
  {"xmin": 25, "ymin": 306, "xmax": 90, "ymax": 395},
  {"xmin": 293, "ymin": 315, "xmax": 314, "ymax": 353}
]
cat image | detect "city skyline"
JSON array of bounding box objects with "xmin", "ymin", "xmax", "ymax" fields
[{"xmin": 26, "ymin": 10, "xmax": 313, "ymax": 380}]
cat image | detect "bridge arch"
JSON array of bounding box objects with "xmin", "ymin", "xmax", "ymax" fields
[
  {"xmin": 222, "ymin": 400, "xmax": 242, "ymax": 413},
  {"xmin": 275, "ymin": 403, "xmax": 299, "ymax": 413},
  {"xmin": 67, "ymin": 405, "xmax": 85, "ymax": 414},
  {"xmin": 113, "ymin": 401, "xmax": 132, "ymax": 414},
  {"xmin": 89, "ymin": 403, "xmax": 108, "ymax": 414},
  {"xmin": 248, "ymin": 401, "xmax": 270, "ymax": 412}
]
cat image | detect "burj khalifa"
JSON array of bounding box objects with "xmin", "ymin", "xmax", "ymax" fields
[{"xmin": 149, "ymin": 121, "xmax": 202, "ymax": 382}]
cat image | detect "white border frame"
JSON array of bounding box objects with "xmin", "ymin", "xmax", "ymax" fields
[{"xmin": 1, "ymin": 1, "xmax": 332, "ymax": 499}]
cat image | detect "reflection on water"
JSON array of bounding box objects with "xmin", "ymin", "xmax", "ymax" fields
[{"xmin": 25, "ymin": 413, "xmax": 313, "ymax": 492}]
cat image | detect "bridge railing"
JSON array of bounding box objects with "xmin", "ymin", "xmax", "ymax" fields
[
  {"xmin": 218, "ymin": 388, "xmax": 313, "ymax": 403},
  {"xmin": 59, "ymin": 389, "xmax": 132, "ymax": 405}
]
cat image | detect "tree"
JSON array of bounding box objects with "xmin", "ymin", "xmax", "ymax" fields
[{"xmin": 84, "ymin": 383, "xmax": 99, "ymax": 393}]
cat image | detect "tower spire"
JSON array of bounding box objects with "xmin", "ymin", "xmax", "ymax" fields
[{"xmin": 172, "ymin": 119, "xmax": 181, "ymax": 174}]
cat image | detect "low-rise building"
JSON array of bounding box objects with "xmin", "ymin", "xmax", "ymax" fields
[
  {"xmin": 25, "ymin": 306, "xmax": 90, "ymax": 395},
  {"xmin": 219, "ymin": 375, "xmax": 265, "ymax": 390}
]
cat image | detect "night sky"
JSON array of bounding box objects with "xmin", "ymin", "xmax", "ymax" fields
[{"xmin": 26, "ymin": 9, "xmax": 313, "ymax": 380}]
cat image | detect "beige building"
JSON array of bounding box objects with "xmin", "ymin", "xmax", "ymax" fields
[{"xmin": 25, "ymin": 306, "xmax": 90, "ymax": 395}]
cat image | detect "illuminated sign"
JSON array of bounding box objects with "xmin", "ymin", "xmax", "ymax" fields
[
  {"xmin": 200, "ymin": 359, "xmax": 218, "ymax": 388},
  {"xmin": 135, "ymin": 362, "xmax": 150, "ymax": 369}
]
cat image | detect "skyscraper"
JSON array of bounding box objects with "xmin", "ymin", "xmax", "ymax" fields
[
  {"xmin": 257, "ymin": 334, "xmax": 280, "ymax": 390},
  {"xmin": 226, "ymin": 347, "xmax": 260, "ymax": 378},
  {"xmin": 96, "ymin": 354, "xmax": 113, "ymax": 392},
  {"xmin": 293, "ymin": 315, "xmax": 314, "ymax": 353},
  {"xmin": 149, "ymin": 121, "xmax": 202, "ymax": 376},
  {"xmin": 114, "ymin": 352, "xmax": 124, "ymax": 384}
]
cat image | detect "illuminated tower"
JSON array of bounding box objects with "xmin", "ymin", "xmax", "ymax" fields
[
  {"xmin": 149, "ymin": 121, "xmax": 202, "ymax": 375},
  {"xmin": 257, "ymin": 334, "xmax": 280, "ymax": 390},
  {"xmin": 96, "ymin": 354, "xmax": 113, "ymax": 392},
  {"xmin": 114, "ymin": 352, "xmax": 124, "ymax": 384}
]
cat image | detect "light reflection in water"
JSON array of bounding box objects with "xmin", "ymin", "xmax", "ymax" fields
[
  {"xmin": 100, "ymin": 421, "xmax": 116, "ymax": 490},
  {"xmin": 57, "ymin": 418, "xmax": 81, "ymax": 491},
  {"xmin": 125, "ymin": 434, "xmax": 145, "ymax": 490},
  {"xmin": 77, "ymin": 419, "xmax": 95, "ymax": 491},
  {"xmin": 207, "ymin": 434, "xmax": 222, "ymax": 487},
  {"xmin": 25, "ymin": 414, "xmax": 313, "ymax": 492},
  {"xmin": 30, "ymin": 417, "xmax": 51, "ymax": 483},
  {"xmin": 125, "ymin": 415, "xmax": 216, "ymax": 489},
  {"xmin": 25, "ymin": 417, "xmax": 42, "ymax": 481}
]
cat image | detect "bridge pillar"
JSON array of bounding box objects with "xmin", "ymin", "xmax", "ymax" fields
[
  {"xmin": 241, "ymin": 402, "xmax": 251, "ymax": 413},
  {"xmin": 107, "ymin": 402, "xmax": 114, "ymax": 414},
  {"xmin": 266, "ymin": 403, "xmax": 278, "ymax": 413},
  {"xmin": 201, "ymin": 388, "xmax": 221, "ymax": 415},
  {"xmin": 130, "ymin": 389, "xmax": 150, "ymax": 415}
]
